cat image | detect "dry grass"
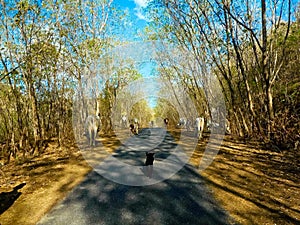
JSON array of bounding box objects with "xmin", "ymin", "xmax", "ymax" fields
[
  {"xmin": 0, "ymin": 140, "xmax": 92, "ymax": 225},
  {"xmin": 189, "ymin": 134, "xmax": 300, "ymax": 225}
]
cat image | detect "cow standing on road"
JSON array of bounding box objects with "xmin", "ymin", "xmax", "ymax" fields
[
  {"xmin": 177, "ymin": 118, "xmax": 186, "ymax": 128},
  {"xmin": 186, "ymin": 119, "xmax": 193, "ymax": 131},
  {"xmin": 164, "ymin": 118, "xmax": 169, "ymax": 128},
  {"xmin": 195, "ymin": 117, "xmax": 205, "ymax": 139},
  {"xmin": 129, "ymin": 123, "xmax": 138, "ymax": 135},
  {"xmin": 121, "ymin": 115, "xmax": 127, "ymax": 129},
  {"xmin": 129, "ymin": 118, "xmax": 139, "ymax": 135},
  {"xmin": 85, "ymin": 115, "xmax": 99, "ymax": 146},
  {"xmin": 150, "ymin": 120, "xmax": 154, "ymax": 128}
]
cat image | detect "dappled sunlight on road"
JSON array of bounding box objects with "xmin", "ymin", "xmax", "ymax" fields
[{"xmin": 37, "ymin": 165, "xmax": 235, "ymax": 225}]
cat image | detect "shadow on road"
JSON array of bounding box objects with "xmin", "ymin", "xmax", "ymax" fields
[
  {"xmin": 38, "ymin": 165, "xmax": 235, "ymax": 225},
  {"xmin": 37, "ymin": 128, "xmax": 236, "ymax": 225}
]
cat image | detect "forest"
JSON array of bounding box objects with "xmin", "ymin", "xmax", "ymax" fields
[{"xmin": 0, "ymin": 0, "xmax": 299, "ymax": 164}]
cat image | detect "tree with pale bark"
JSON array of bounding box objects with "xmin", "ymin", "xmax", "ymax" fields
[{"xmin": 145, "ymin": 0, "xmax": 298, "ymax": 149}]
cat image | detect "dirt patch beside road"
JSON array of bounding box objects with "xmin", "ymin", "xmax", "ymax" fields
[
  {"xmin": 191, "ymin": 135, "xmax": 300, "ymax": 225},
  {"xmin": 0, "ymin": 133, "xmax": 123, "ymax": 225},
  {"xmin": 0, "ymin": 140, "xmax": 92, "ymax": 225}
]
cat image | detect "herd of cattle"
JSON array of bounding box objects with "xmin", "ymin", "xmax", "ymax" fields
[
  {"xmin": 84, "ymin": 115, "xmax": 229, "ymax": 146},
  {"xmin": 175, "ymin": 117, "xmax": 205, "ymax": 138}
]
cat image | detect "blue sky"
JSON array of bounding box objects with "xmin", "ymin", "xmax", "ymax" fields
[
  {"xmin": 113, "ymin": 0, "xmax": 149, "ymax": 20},
  {"xmin": 113, "ymin": 0, "xmax": 149, "ymax": 39},
  {"xmin": 112, "ymin": 0, "xmax": 158, "ymax": 78},
  {"xmin": 112, "ymin": 0, "xmax": 159, "ymax": 108}
]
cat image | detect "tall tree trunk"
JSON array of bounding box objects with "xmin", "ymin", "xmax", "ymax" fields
[
  {"xmin": 261, "ymin": 0, "xmax": 274, "ymax": 140},
  {"xmin": 24, "ymin": 72, "xmax": 42, "ymax": 154}
]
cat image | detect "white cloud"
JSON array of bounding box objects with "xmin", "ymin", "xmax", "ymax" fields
[
  {"xmin": 133, "ymin": 0, "xmax": 149, "ymax": 8},
  {"xmin": 132, "ymin": 0, "xmax": 149, "ymax": 20},
  {"xmin": 135, "ymin": 9, "xmax": 146, "ymax": 20}
]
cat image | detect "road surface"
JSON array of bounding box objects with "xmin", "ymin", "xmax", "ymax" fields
[{"xmin": 38, "ymin": 128, "xmax": 235, "ymax": 225}]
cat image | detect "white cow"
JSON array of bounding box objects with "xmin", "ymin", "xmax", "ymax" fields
[
  {"xmin": 207, "ymin": 119, "xmax": 230, "ymax": 134},
  {"xmin": 186, "ymin": 119, "xmax": 193, "ymax": 131},
  {"xmin": 195, "ymin": 117, "xmax": 205, "ymax": 139},
  {"xmin": 225, "ymin": 119, "xmax": 231, "ymax": 134},
  {"xmin": 85, "ymin": 115, "xmax": 98, "ymax": 146},
  {"xmin": 207, "ymin": 119, "xmax": 219, "ymax": 132},
  {"xmin": 134, "ymin": 118, "xmax": 139, "ymax": 134},
  {"xmin": 121, "ymin": 115, "xmax": 128, "ymax": 129}
]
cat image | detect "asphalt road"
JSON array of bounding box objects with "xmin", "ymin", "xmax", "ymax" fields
[{"xmin": 37, "ymin": 128, "xmax": 235, "ymax": 225}]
